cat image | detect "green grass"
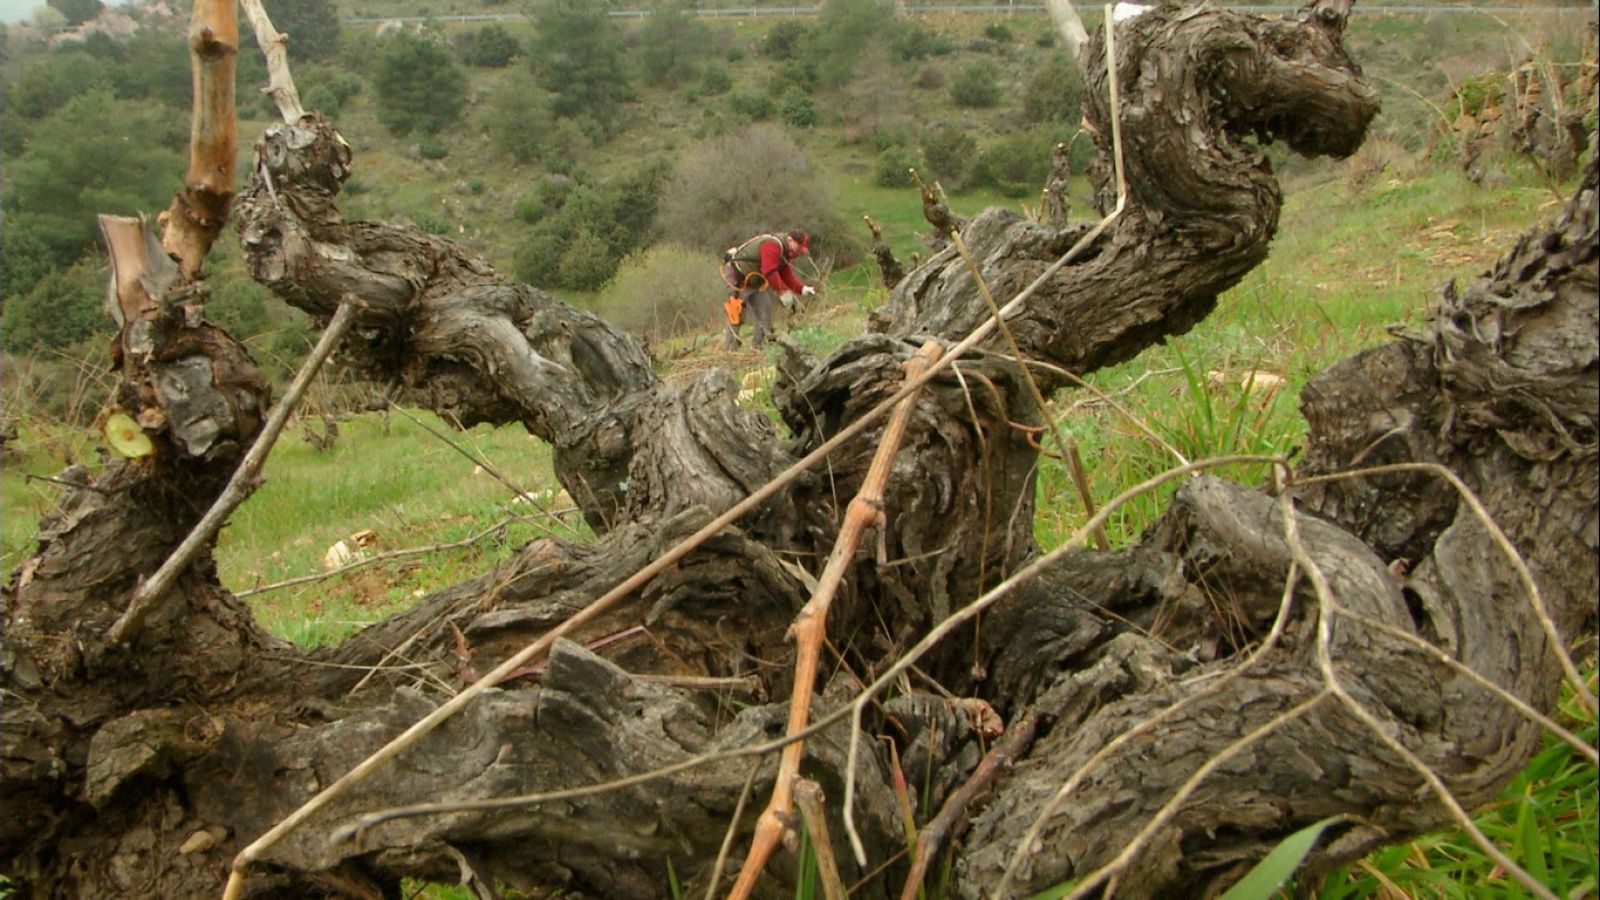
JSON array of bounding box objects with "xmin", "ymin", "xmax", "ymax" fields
[
  {"xmin": 1030, "ymin": 159, "xmax": 1564, "ymax": 549},
  {"xmin": 1, "ymin": 408, "xmax": 567, "ymax": 648},
  {"xmin": 1311, "ymin": 675, "xmax": 1599, "ymax": 900},
  {"xmin": 217, "ymin": 410, "xmax": 569, "ymax": 645}
]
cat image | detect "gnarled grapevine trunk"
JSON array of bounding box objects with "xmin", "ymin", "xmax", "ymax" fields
[{"xmin": 3, "ymin": 2, "xmax": 1594, "ymax": 898}]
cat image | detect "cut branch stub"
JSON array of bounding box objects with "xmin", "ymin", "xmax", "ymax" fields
[
  {"xmin": 99, "ymin": 215, "xmax": 269, "ymax": 463},
  {"xmin": 161, "ymin": 0, "xmax": 238, "ymax": 280}
]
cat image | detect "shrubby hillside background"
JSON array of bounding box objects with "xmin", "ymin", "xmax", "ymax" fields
[{"xmin": 3, "ymin": 0, "xmax": 1589, "ymax": 409}]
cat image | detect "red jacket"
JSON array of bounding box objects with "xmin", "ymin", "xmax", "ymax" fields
[{"xmin": 756, "ymin": 237, "xmax": 807, "ymax": 294}]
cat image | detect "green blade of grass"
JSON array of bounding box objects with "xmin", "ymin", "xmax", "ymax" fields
[{"xmin": 1219, "ymin": 817, "xmax": 1343, "ymax": 900}]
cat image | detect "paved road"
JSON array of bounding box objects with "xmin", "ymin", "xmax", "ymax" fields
[{"xmin": 347, "ymin": 4, "xmax": 1587, "ymax": 23}]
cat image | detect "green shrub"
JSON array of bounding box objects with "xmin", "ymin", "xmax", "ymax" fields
[
  {"xmin": 517, "ymin": 177, "xmax": 579, "ymax": 223},
  {"xmin": 555, "ymin": 227, "xmax": 617, "ymax": 292},
  {"xmin": 700, "ymin": 64, "xmax": 733, "ymax": 96},
  {"xmin": 1446, "ymin": 73, "xmax": 1506, "ymax": 121},
  {"xmin": 413, "ymin": 210, "xmax": 454, "ymax": 235},
  {"xmin": 1023, "ymin": 50, "xmax": 1084, "ymax": 124},
  {"xmin": 510, "ymin": 165, "xmax": 666, "ymax": 291},
  {"xmin": 530, "ymin": 0, "xmax": 633, "ymax": 135},
  {"xmin": 771, "ymin": 57, "xmax": 820, "ymax": 96},
  {"xmin": 479, "ymin": 70, "xmax": 553, "ymax": 163},
  {"xmin": 255, "ymin": 0, "xmax": 341, "ymax": 62},
  {"xmin": 971, "ymin": 129, "xmax": 1059, "ymax": 197},
  {"xmin": 0, "ymin": 259, "xmax": 109, "ymax": 354},
  {"xmin": 655, "ymin": 123, "xmax": 844, "ymax": 255},
  {"xmin": 780, "ymin": 87, "xmax": 818, "ymax": 128},
  {"xmin": 637, "ymin": 0, "xmax": 712, "ymax": 87},
  {"xmin": 595, "ymin": 242, "xmax": 729, "ymax": 342},
  {"xmin": 207, "ymin": 279, "xmax": 274, "ymax": 340},
  {"xmin": 811, "ymin": 0, "xmax": 900, "ymax": 88},
  {"xmin": 874, "ymin": 144, "xmax": 921, "ymax": 188},
  {"xmin": 513, "ymin": 221, "xmax": 570, "ymax": 287},
  {"xmin": 920, "ymin": 124, "xmax": 978, "ymax": 189},
  {"xmin": 762, "ymin": 20, "xmax": 813, "ymax": 60},
  {"xmin": 418, "ymin": 140, "xmax": 450, "ymax": 160},
  {"xmin": 374, "ymin": 31, "xmax": 468, "ymax": 136},
  {"xmin": 7, "ymin": 50, "xmax": 113, "ymax": 120},
  {"xmin": 893, "ymin": 23, "xmax": 941, "ymax": 60},
  {"xmin": 950, "ymin": 60, "xmax": 1002, "ymax": 109},
  {"xmin": 983, "ymin": 21, "xmax": 1014, "ymax": 43},
  {"xmin": 456, "ymin": 24, "xmax": 521, "ymax": 68},
  {"xmin": 2, "ymin": 91, "xmax": 182, "ymax": 276},
  {"xmin": 727, "ymin": 91, "xmax": 775, "ymax": 121}
]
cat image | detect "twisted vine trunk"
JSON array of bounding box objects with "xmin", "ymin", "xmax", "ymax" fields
[{"xmin": 3, "ymin": 2, "xmax": 1595, "ymax": 898}]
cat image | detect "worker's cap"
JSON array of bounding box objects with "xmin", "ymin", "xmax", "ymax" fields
[{"xmin": 787, "ymin": 229, "xmax": 811, "ymax": 253}]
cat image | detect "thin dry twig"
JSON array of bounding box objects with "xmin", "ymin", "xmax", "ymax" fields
[
  {"xmin": 1060, "ymin": 689, "xmax": 1335, "ymax": 900},
  {"xmin": 1280, "ymin": 477, "xmax": 1560, "ymax": 900},
  {"xmin": 111, "ymin": 296, "xmax": 359, "ymax": 645},
  {"xmin": 1032, "ymin": 359, "xmax": 1190, "ymax": 466},
  {"xmin": 1330, "ymin": 604, "xmax": 1597, "ymax": 763},
  {"xmin": 794, "ymin": 779, "xmax": 849, "ymax": 900},
  {"xmin": 838, "ymin": 453, "xmax": 1288, "ymax": 865},
  {"xmin": 1292, "ymin": 462, "xmax": 1596, "ymax": 718},
  {"xmin": 728, "ymin": 342, "xmax": 943, "ymax": 900},
  {"xmin": 385, "ymin": 403, "xmax": 582, "ymax": 541},
  {"xmin": 900, "ymin": 712, "xmax": 1040, "ymax": 900},
  {"xmin": 705, "ymin": 763, "xmax": 763, "ymax": 900},
  {"xmin": 946, "ymin": 223, "xmax": 1110, "ymax": 551},
  {"xmin": 992, "ymin": 558, "xmax": 1306, "ymax": 895},
  {"xmin": 237, "ymin": 517, "xmax": 518, "ymax": 598}
]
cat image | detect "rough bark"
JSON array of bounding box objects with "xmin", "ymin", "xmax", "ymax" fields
[{"xmin": 3, "ymin": 2, "xmax": 1595, "ymax": 899}]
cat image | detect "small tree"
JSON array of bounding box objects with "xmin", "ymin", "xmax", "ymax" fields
[
  {"xmin": 530, "ymin": 0, "xmax": 633, "ymax": 136},
  {"xmin": 919, "ymin": 122, "xmax": 978, "ymax": 189},
  {"xmin": 456, "ymin": 24, "xmax": 521, "ymax": 68},
  {"xmin": 374, "ymin": 31, "xmax": 468, "ymax": 136},
  {"xmin": 810, "ymin": 0, "xmax": 900, "ymax": 88},
  {"xmin": 950, "ymin": 59, "xmax": 1002, "ymax": 109},
  {"xmin": 257, "ymin": 0, "xmax": 341, "ymax": 62},
  {"xmin": 636, "ymin": 0, "xmax": 712, "ymax": 87},
  {"xmin": 479, "ymin": 69, "xmax": 553, "ymax": 163},
  {"xmin": 1023, "ymin": 50, "xmax": 1085, "ymax": 124},
  {"xmin": 655, "ymin": 123, "xmax": 843, "ymax": 254},
  {"xmin": 2, "ymin": 90, "xmax": 182, "ymax": 275}
]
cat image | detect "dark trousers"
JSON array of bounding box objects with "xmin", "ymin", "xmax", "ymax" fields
[{"xmin": 723, "ymin": 287, "xmax": 776, "ymax": 349}]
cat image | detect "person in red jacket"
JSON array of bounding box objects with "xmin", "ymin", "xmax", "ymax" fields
[{"xmin": 720, "ymin": 229, "xmax": 815, "ymax": 350}]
